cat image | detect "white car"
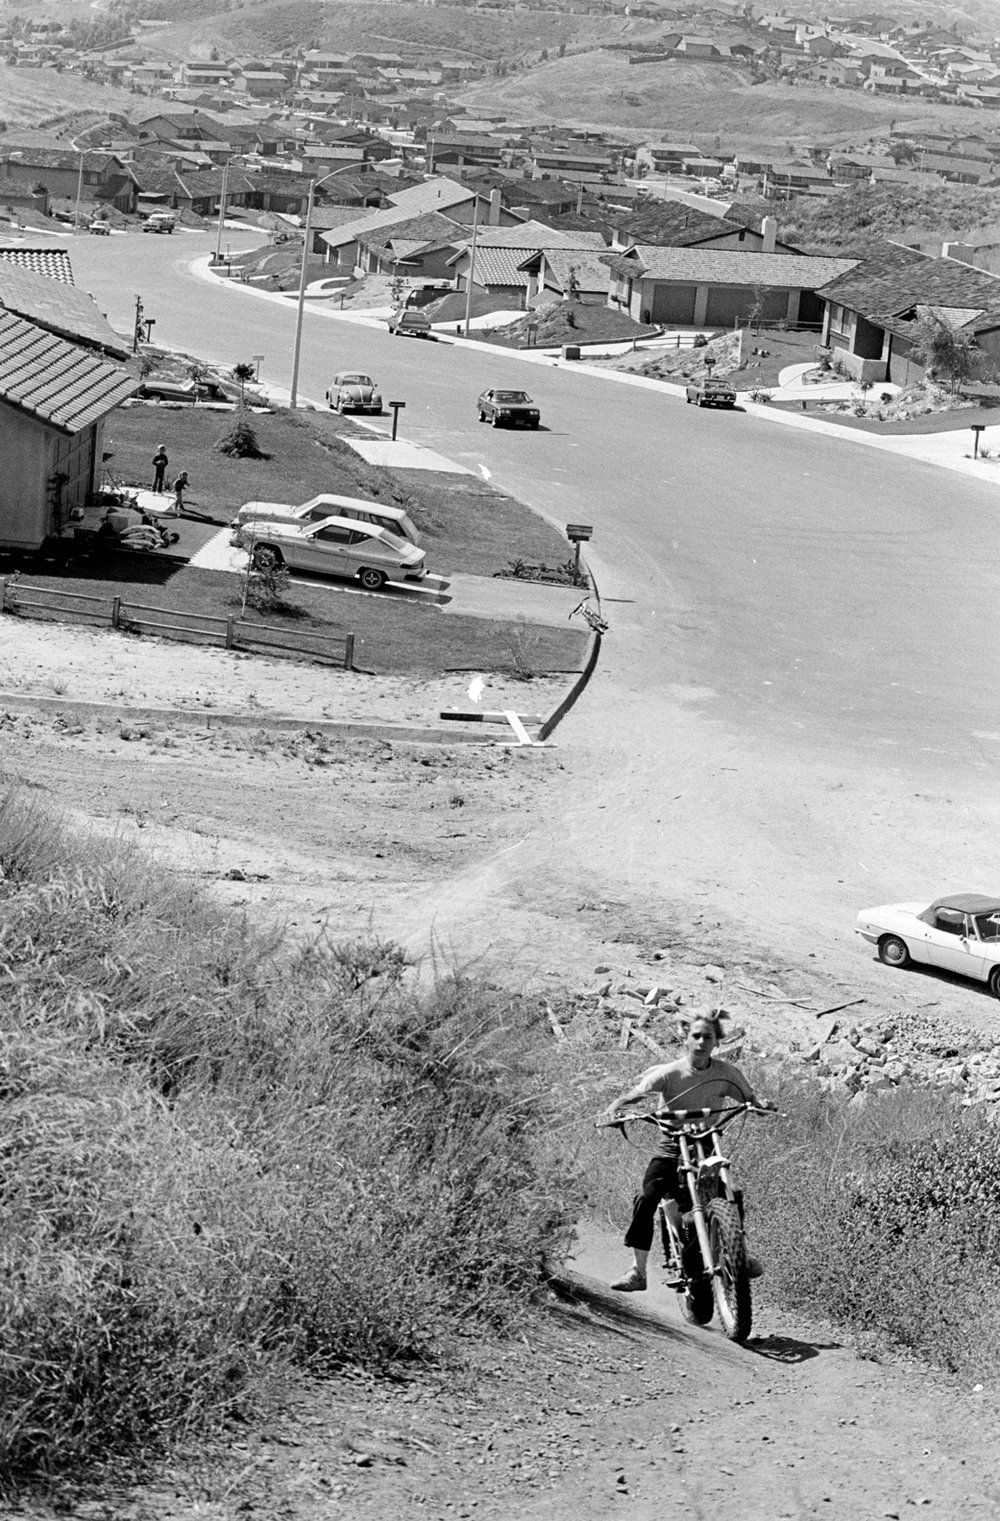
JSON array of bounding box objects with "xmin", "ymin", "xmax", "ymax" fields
[
  {"xmin": 325, "ymin": 372, "xmax": 382, "ymax": 414},
  {"xmin": 231, "ymin": 493, "xmax": 419, "ymax": 545},
  {"xmin": 248, "ymin": 514, "xmax": 426, "ymax": 592},
  {"xmin": 856, "ymin": 894, "xmax": 1000, "ymax": 998}
]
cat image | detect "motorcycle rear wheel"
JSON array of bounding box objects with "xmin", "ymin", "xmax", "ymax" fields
[
  {"xmin": 707, "ymin": 1198, "xmax": 752, "ymax": 1343},
  {"xmin": 679, "ymin": 1278, "xmax": 714, "ymax": 1325}
]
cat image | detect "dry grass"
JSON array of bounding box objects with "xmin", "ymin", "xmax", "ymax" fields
[{"xmin": 0, "ymin": 787, "xmax": 581, "ymax": 1487}]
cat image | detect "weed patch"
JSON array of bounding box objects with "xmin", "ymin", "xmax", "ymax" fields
[{"xmin": 0, "ymin": 789, "xmax": 579, "ymax": 1488}]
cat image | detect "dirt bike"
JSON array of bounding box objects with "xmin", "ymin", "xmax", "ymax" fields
[{"xmin": 598, "ymin": 1102, "xmax": 773, "ymax": 1343}]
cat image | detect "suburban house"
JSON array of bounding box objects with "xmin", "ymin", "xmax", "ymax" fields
[
  {"xmin": 353, "ymin": 211, "xmax": 469, "ymax": 278},
  {"xmin": 517, "ymin": 247, "xmax": 615, "ymax": 303},
  {"xmin": 611, "ymin": 204, "xmax": 797, "ymax": 254},
  {"xmin": 0, "ymin": 283, "xmax": 135, "ymax": 551},
  {"xmin": 448, "ymin": 222, "xmax": 607, "ymax": 306},
  {"xmin": 634, "ymin": 142, "xmax": 700, "ymax": 175},
  {"xmin": 606, "ymin": 245, "xmax": 856, "ymax": 327},
  {"xmin": 0, "ymin": 147, "xmax": 137, "ymax": 215},
  {"xmin": 817, "ymin": 246, "xmax": 1000, "ymax": 384},
  {"xmin": 319, "ymin": 177, "xmax": 511, "ymax": 270}
]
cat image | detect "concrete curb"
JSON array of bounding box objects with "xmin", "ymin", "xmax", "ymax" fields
[{"xmin": 538, "ymin": 564, "xmax": 602, "ymax": 741}]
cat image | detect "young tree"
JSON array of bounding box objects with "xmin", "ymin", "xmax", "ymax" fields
[
  {"xmin": 215, "ymin": 410, "xmax": 268, "ymax": 459},
  {"xmin": 231, "ymin": 361, "xmax": 256, "ymax": 404},
  {"xmin": 910, "ymin": 311, "xmax": 979, "ymax": 393}
]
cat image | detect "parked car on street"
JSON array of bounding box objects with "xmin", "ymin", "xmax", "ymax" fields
[
  {"xmin": 685, "ymin": 376, "xmax": 737, "ymax": 408},
  {"xmin": 325, "ymin": 372, "xmax": 383, "ymax": 414},
  {"xmin": 232, "ymin": 493, "xmax": 420, "ymax": 545},
  {"xmin": 856, "ymin": 893, "xmax": 1000, "ymax": 997},
  {"xmin": 88, "ymin": 220, "xmax": 110, "ymax": 236},
  {"xmin": 388, "ymin": 308, "xmax": 432, "ymax": 338},
  {"xmin": 476, "ymin": 389, "xmax": 541, "ymax": 429},
  {"xmin": 248, "ymin": 515, "xmax": 427, "ymax": 592},
  {"xmin": 142, "ymin": 212, "xmax": 176, "ymax": 234}
]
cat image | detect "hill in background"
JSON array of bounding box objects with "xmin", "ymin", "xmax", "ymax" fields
[
  {"xmin": 135, "ymin": 0, "xmax": 630, "ymax": 64},
  {"xmin": 776, "ymin": 182, "xmax": 1000, "ymax": 257},
  {"xmin": 457, "ymin": 53, "xmax": 999, "ymax": 151}
]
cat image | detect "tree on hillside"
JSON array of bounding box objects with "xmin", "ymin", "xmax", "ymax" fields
[{"xmin": 909, "ymin": 310, "xmax": 978, "ymax": 394}]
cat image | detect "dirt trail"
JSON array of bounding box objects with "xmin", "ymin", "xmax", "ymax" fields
[{"xmin": 7, "ymin": 620, "xmax": 1000, "ymax": 1519}]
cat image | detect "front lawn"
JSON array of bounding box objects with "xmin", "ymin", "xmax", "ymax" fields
[{"xmin": 12, "ymin": 402, "xmax": 587, "ymax": 679}]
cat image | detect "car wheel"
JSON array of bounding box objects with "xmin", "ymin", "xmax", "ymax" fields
[
  {"xmin": 531, "ymin": 421, "xmax": 540, "ymax": 429},
  {"xmin": 358, "ymin": 567, "xmax": 387, "ymax": 592},
  {"xmin": 878, "ymin": 935, "xmax": 910, "ymax": 970},
  {"xmin": 478, "ymin": 410, "xmax": 486, "ymax": 422},
  {"xmin": 252, "ymin": 544, "xmax": 283, "ymax": 572},
  {"xmin": 491, "ymin": 414, "xmax": 500, "ymax": 427},
  {"xmin": 990, "ymin": 966, "xmax": 1000, "ymax": 999}
]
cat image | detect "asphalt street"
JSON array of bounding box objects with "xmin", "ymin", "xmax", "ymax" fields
[{"xmin": 70, "ymin": 228, "xmax": 1000, "ymax": 767}]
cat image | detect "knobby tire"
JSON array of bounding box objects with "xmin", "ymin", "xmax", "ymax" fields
[{"xmin": 707, "ymin": 1197, "xmax": 752, "ymax": 1343}]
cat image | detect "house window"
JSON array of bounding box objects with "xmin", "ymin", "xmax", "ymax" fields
[{"xmin": 827, "ymin": 303, "xmax": 850, "ymax": 338}]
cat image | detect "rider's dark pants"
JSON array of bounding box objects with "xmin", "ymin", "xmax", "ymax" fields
[{"xmin": 624, "ymin": 1154, "xmax": 684, "ymax": 1252}]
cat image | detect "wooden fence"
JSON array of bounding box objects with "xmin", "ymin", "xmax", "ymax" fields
[{"xmin": 0, "ymin": 579, "xmax": 355, "ymax": 669}]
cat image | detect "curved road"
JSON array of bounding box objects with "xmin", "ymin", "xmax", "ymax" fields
[{"xmin": 70, "ymin": 228, "xmax": 1000, "ymax": 984}]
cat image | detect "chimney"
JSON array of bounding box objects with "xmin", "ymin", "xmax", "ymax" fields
[
  {"xmin": 489, "ymin": 187, "xmax": 501, "ymax": 225},
  {"xmin": 760, "ymin": 214, "xmax": 777, "ymax": 254}
]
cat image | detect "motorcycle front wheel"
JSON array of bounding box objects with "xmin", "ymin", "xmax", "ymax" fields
[{"xmin": 707, "ymin": 1198, "xmax": 752, "ymax": 1343}]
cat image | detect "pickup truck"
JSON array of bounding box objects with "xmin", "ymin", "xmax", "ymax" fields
[{"xmin": 685, "ymin": 376, "xmax": 737, "ymax": 408}]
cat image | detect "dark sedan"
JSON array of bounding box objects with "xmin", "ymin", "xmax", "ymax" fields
[{"xmin": 477, "ymin": 389, "xmax": 541, "ymax": 429}]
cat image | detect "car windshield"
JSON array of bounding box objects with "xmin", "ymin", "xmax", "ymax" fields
[
  {"xmin": 494, "ymin": 391, "xmax": 531, "ymax": 404},
  {"xmin": 339, "ymin": 375, "xmax": 372, "ymax": 386}
]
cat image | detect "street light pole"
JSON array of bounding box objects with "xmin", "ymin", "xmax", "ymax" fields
[
  {"xmin": 462, "ymin": 196, "xmax": 481, "ymax": 340},
  {"xmin": 288, "ymin": 163, "xmax": 360, "ymax": 409},
  {"xmin": 74, "ymin": 150, "xmax": 85, "ymax": 230},
  {"xmin": 214, "ymin": 156, "xmax": 232, "ymax": 263},
  {"xmin": 289, "ymin": 178, "xmax": 317, "ymax": 410}
]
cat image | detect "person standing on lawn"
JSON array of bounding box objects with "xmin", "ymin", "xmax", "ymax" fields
[
  {"xmin": 171, "ymin": 471, "xmax": 189, "ymax": 513},
  {"xmin": 151, "ymin": 445, "xmax": 169, "ymax": 493}
]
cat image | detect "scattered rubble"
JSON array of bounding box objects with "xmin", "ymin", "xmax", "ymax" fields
[{"xmin": 543, "ymin": 953, "xmax": 1000, "ymax": 1114}]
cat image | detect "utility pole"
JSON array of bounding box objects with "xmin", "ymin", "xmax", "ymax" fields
[
  {"xmin": 133, "ymin": 295, "xmax": 144, "ymax": 354},
  {"xmin": 74, "ymin": 150, "xmax": 85, "ymax": 229},
  {"xmin": 214, "ymin": 156, "xmax": 231, "ymax": 262},
  {"xmin": 462, "ymin": 196, "xmax": 481, "ymax": 340}
]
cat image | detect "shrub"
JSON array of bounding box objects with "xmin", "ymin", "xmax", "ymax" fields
[
  {"xmin": 0, "ymin": 790, "xmax": 578, "ymax": 1486},
  {"xmin": 215, "ymin": 409, "xmax": 268, "ymax": 459}
]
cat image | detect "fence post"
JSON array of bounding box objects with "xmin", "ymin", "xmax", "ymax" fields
[
  {"xmin": 225, "ymin": 616, "xmax": 235, "ymax": 649},
  {"xmin": 0, "ymin": 577, "xmax": 5, "ymax": 613},
  {"xmin": 111, "ymin": 595, "xmax": 121, "ymax": 629},
  {"xmin": 344, "ymin": 633, "xmax": 355, "ymax": 671}
]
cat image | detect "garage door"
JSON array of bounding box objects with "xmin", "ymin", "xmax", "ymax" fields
[{"xmin": 650, "ymin": 284, "xmax": 696, "ymax": 325}]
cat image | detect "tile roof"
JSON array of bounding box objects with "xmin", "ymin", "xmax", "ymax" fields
[
  {"xmin": 533, "ymin": 248, "xmax": 614, "ymax": 293},
  {"xmin": 463, "ymin": 247, "xmax": 531, "ymax": 287},
  {"xmin": 467, "ymin": 220, "xmax": 606, "ymax": 250},
  {"xmin": 617, "ymin": 246, "xmax": 857, "ymax": 287},
  {"xmin": 0, "ymin": 310, "xmax": 136, "ymax": 433},
  {"xmin": 0, "ymin": 263, "xmax": 127, "ymax": 355},
  {"xmin": 0, "ymin": 243, "xmax": 73, "ymax": 283},
  {"xmin": 614, "ymin": 202, "xmax": 744, "ymax": 246},
  {"xmin": 358, "ymin": 210, "xmax": 462, "ymax": 253},
  {"xmin": 818, "ymin": 246, "xmax": 1000, "ymax": 316},
  {"xmin": 386, "ymin": 176, "xmax": 474, "ymax": 214}
]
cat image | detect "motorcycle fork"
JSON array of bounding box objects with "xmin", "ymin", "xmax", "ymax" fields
[{"xmin": 679, "ymin": 1134, "xmax": 716, "ymax": 1283}]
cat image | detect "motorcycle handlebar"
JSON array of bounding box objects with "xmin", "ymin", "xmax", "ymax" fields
[{"xmin": 595, "ymin": 1102, "xmax": 778, "ymax": 1133}]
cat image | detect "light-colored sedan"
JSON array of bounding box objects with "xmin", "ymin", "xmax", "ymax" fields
[
  {"xmin": 325, "ymin": 372, "xmax": 383, "ymax": 414},
  {"xmin": 249, "ymin": 515, "xmax": 426, "ymax": 592},
  {"xmin": 231, "ymin": 493, "xmax": 419, "ymax": 545},
  {"xmin": 856, "ymin": 894, "xmax": 1000, "ymax": 997}
]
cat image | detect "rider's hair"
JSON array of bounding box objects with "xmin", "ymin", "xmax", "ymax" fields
[{"xmin": 679, "ymin": 1011, "xmax": 727, "ymax": 1043}]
